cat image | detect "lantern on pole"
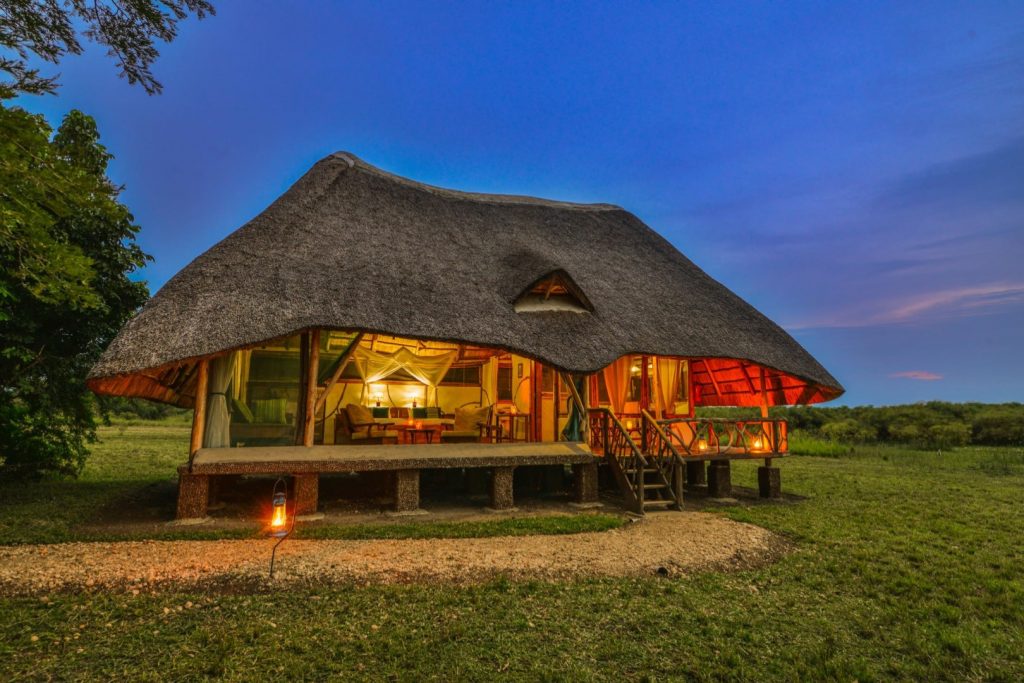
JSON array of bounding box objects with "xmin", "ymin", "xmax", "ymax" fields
[
  {"xmin": 270, "ymin": 485, "xmax": 288, "ymax": 537},
  {"xmin": 268, "ymin": 478, "xmax": 293, "ymax": 578}
]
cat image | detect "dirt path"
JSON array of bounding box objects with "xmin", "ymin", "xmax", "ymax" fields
[{"xmin": 0, "ymin": 513, "xmax": 787, "ymax": 595}]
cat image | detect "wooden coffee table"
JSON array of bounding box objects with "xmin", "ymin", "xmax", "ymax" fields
[{"xmin": 404, "ymin": 428, "xmax": 436, "ymax": 444}]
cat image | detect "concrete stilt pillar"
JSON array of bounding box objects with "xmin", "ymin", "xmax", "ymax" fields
[
  {"xmin": 176, "ymin": 470, "xmax": 209, "ymax": 520},
  {"xmin": 758, "ymin": 465, "xmax": 781, "ymax": 499},
  {"xmin": 394, "ymin": 469, "xmax": 420, "ymax": 513},
  {"xmin": 489, "ymin": 466, "xmax": 516, "ymax": 511},
  {"xmin": 293, "ymin": 473, "xmax": 319, "ymax": 516},
  {"xmin": 572, "ymin": 462, "xmax": 599, "ymax": 505},
  {"xmin": 686, "ymin": 460, "xmax": 706, "ymax": 488},
  {"xmin": 707, "ymin": 461, "xmax": 732, "ymax": 498}
]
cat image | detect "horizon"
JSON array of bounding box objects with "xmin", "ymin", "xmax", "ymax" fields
[{"xmin": 15, "ymin": 1, "xmax": 1023, "ymax": 407}]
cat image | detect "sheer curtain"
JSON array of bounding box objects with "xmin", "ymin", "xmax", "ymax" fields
[
  {"xmin": 601, "ymin": 357, "xmax": 633, "ymax": 415},
  {"xmin": 655, "ymin": 358, "xmax": 680, "ymax": 417},
  {"xmin": 204, "ymin": 352, "xmax": 235, "ymax": 448}
]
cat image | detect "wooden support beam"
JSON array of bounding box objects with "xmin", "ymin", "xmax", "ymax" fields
[
  {"xmin": 314, "ymin": 332, "xmax": 364, "ymax": 414},
  {"xmin": 188, "ymin": 358, "xmax": 210, "ymax": 467},
  {"xmin": 302, "ymin": 329, "xmax": 320, "ymax": 447},
  {"xmin": 740, "ymin": 363, "xmax": 758, "ymax": 395},
  {"xmin": 701, "ymin": 359, "xmax": 723, "ymax": 398},
  {"xmin": 759, "ymin": 367, "xmax": 770, "ymax": 418},
  {"xmin": 560, "ymin": 371, "xmax": 589, "ymax": 440}
]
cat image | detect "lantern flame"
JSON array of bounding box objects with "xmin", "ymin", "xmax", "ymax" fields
[
  {"xmin": 697, "ymin": 438, "xmax": 708, "ymax": 452},
  {"xmin": 270, "ymin": 492, "xmax": 287, "ymax": 531}
]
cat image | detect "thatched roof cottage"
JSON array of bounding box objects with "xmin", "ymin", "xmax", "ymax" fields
[{"xmin": 90, "ymin": 153, "xmax": 842, "ymax": 520}]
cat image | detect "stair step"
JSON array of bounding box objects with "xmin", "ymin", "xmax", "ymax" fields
[
  {"xmin": 643, "ymin": 483, "xmax": 668, "ymax": 490},
  {"xmin": 643, "ymin": 499, "xmax": 676, "ymax": 509}
]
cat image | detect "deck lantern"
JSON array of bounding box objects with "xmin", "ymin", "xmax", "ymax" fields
[{"xmin": 697, "ymin": 438, "xmax": 709, "ymax": 453}]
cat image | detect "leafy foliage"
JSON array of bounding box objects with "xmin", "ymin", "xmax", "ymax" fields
[
  {"xmin": 0, "ymin": 0, "xmax": 214, "ymax": 98},
  {"xmin": 0, "ymin": 104, "xmax": 149, "ymax": 478},
  {"xmin": 699, "ymin": 401, "xmax": 1024, "ymax": 450}
]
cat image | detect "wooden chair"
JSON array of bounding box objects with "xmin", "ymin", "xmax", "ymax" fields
[
  {"xmin": 335, "ymin": 404, "xmax": 398, "ymax": 445},
  {"xmin": 440, "ymin": 404, "xmax": 496, "ymax": 444}
]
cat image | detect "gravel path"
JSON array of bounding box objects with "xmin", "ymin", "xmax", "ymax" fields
[{"xmin": 0, "ymin": 513, "xmax": 786, "ymax": 595}]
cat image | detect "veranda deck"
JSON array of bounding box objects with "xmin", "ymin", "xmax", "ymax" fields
[{"xmin": 176, "ymin": 442, "xmax": 598, "ymax": 521}]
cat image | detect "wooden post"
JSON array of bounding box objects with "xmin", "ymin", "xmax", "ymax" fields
[
  {"xmin": 602, "ymin": 411, "xmax": 610, "ymax": 457},
  {"xmin": 759, "ymin": 367, "xmax": 770, "ymax": 419},
  {"xmin": 188, "ymin": 358, "xmax": 209, "ymax": 466},
  {"xmin": 314, "ymin": 331, "xmax": 363, "ymax": 414},
  {"xmin": 553, "ymin": 369, "xmax": 561, "ymax": 441},
  {"xmin": 560, "ymin": 371, "xmax": 589, "ymax": 442},
  {"xmin": 302, "ymin": 329, "xmax": 320, "ymax": 447}
]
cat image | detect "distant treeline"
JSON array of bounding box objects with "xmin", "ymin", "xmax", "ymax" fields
[
  {"xmin": 697, "ymin": 402, "xmax": 1024, "ymax": 450},
  {"xmin": 98, "ymin": 397, "xmax": 189, "ymax": 421}
]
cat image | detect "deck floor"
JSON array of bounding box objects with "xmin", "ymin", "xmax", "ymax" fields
[{"xmin": 189, "ymin": 441, "xmax": 595, "ymax": 474}]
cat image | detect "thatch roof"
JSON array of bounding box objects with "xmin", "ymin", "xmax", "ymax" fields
[{"xmin": 88, "ymin": 152, "xmax": 843, "ymax": 406}]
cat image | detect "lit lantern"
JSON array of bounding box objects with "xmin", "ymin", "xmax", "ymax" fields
[
  {"xmin": 625, "ymin": 419, "xmax": 635, "ymax": 431},
  {"xmin": 752, "ymin": 437, "xmax": 764, "ymax": 451},
  {"xmin": 697, "ymin": 438, "xmax": 708, "ymax": 452},
  {"xmin": 269, "ymin": 481, "xmax": 288, "ymax": 538}
]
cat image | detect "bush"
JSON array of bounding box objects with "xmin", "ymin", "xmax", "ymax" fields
[{"xmin": 821, "ymin": 419, "xmax": 877, "ymax": 444}]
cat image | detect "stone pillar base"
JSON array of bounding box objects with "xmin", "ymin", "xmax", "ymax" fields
[
  {"xmin": 490, "ymin": 466, "xmax": 515, "ymax": 510},
  {"xmin": 293, "ymin": 473, "xmax": 319, "ymax": 516},
  {"xmin": 707, "ymin": 461, "xmax": 732, "ymax": 498},
  {"xmin": 758, "ymin": 465, "xmax": 781, "ymax": 499},
  {"xmin": 394, "ymin": 469, "xmax": 420, "ymax": 513},
  {"xmin": 685, "ymin": 460, "xmax": 706, "ymax": 488},
  {"xmin": 573, "ymin": 462, "xmax": 599, "ymax": 504},
  {"xmin": 176, "ymin": 471, "xmax": 209, "ymax": 520}
]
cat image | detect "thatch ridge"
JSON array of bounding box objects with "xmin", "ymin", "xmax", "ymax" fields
[{"xmin": 89, "ymin": 152, "xmax": 843, "ymax": 405}]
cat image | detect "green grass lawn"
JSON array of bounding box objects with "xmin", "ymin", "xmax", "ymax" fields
[{"xmin": 2, "ymin": 424, "xmax": 1023, "ymax": 680}]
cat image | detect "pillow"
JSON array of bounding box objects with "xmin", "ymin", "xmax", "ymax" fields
[
  {"xmin": 251, "ymin": 398, "xmax": 287, "ymax": 424},
  {"xmin": 371, "ymin": 406, "xmax": 390, "ymax": 418},
  {"xmin": 412, "ymin": 407, "xmax": 427, "ymax": 419},
  {"xmin": 454, "ymin": 404, "xmax": 490, "ymax": 432},
  {"xmin": 346, "ymin": 403, "xmax": 375, "ymax": 425}
]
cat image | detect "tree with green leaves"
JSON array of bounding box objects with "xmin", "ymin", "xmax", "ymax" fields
[
  {"xmin": 1, "ymin": 105, "xmax": 150, "ymax": 477},
  {"xmin": 1, "ymin": 2, "xmax": 213, "ymax": 477},
  {"xmin": 1, "ymin": 0, "xmax": 213, "ymax": 98}
]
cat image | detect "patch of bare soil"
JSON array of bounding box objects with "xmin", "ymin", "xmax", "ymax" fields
[{"xmin": 0, "ymin": 513, "xmax": 790, "ymax": 595}]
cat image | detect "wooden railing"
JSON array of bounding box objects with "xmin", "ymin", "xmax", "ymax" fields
[
  {"xmin": 658, "ymin": 418, "xmax": 789, "ymax": 457},
  {"xmin": 639, "ymin": 410, "xmax": 685, "ymax": 509},
  {"xmin": 587, "ymin": 408, "xmax": 648, "ymax": 512},
  {"xmin": 588, "ymin": 408, "xmax": 683, "ymax": 513}
]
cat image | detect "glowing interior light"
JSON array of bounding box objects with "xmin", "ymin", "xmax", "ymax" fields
[
  {"xmin": 753, "ymin": 437, "xmax": 764, "ymax": 450},
  {"xmin": 697, "ymin": 438, "xmax": 708, "ymax": 452}
]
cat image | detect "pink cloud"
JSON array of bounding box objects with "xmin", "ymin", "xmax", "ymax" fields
[
  {"xmin": 788, "ymin": 281, "xmax": 1024, "ymax": 329},
  {"xmin": 890, "ymin": 371, "xmax": 943, "ymax": 381}
]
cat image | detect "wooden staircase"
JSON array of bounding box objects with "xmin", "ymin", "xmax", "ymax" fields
[{"xmin": 587, "ymin": 408, "xmax": 684, "ymax": 514}]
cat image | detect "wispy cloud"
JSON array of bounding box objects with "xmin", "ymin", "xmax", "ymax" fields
[
  {"xmin": 890, "ymin": 371, "xmax": 943, "ymax": 381},
  {"xmin": 789, "ymin": 282, "xmax": 1024, "ymax": 329}
]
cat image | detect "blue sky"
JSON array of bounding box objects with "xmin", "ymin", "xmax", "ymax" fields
[{"xmin": 16, "ymin": 1, "xmax": 1024, "ymax": 405}]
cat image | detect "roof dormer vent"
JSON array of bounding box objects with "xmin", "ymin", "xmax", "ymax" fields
[{"xmin": 513, "ymin": 270, "xmax": 592, "ymax": 314}]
